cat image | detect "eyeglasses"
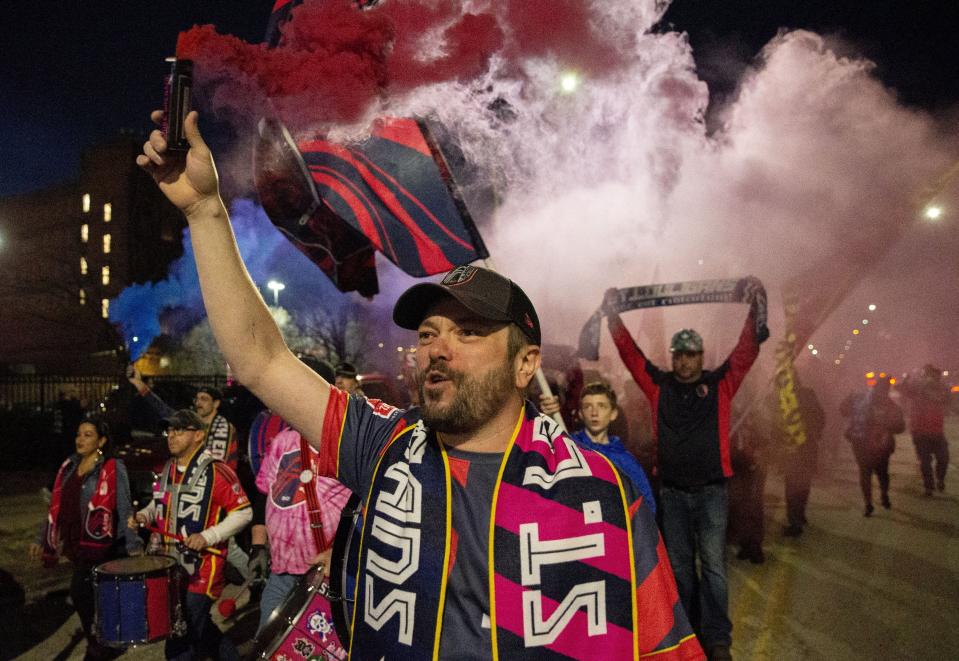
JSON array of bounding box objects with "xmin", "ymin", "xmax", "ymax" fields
[{"xmin": 163, "ymin": 427, "xmax": 200, "ymax": 438}]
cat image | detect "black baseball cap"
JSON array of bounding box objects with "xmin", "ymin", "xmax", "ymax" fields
[
  {"xmin": 393, "ymin": 265, "xmax": 541, "ymax": 344},
  {"xmin": 335, "ymin": 362, "xmax": 358, "ymax": 379},
  {"xmin": 196, "ymin": 386, "xmax": 222, "ymax": 401},
  {"xmin": 163, "ymin": 409, "xmax": 205, "ymax": 431}
]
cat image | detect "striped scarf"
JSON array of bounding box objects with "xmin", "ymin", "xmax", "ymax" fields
[
  {"xmin": 348, "ymin": 405, "xmax": 638, "ymax": 659},
  {"xmin": 45, "ymin": 455, "xmax": 118, "ymax": 562}
]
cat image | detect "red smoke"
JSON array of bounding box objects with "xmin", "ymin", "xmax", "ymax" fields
[{"xmin": 175, "ymin": 0, "xmax": 625, "ymax": 133}]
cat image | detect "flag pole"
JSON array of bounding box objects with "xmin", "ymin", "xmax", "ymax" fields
[{"xmin": 482, "ymin": 258, "xmax": 567, "ymax": 432}]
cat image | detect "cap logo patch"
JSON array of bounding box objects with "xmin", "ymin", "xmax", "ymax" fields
[
  {"xmin": 442, "ymin": 265, "xmax": 478, "ymax": 287},
  {"xmin": 524, "ymin": 312, "xmax": 534, "ymax": 329}
]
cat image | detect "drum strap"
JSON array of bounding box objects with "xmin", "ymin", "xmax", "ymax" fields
[{"xmin": 299, "ymin": 435, "xmax": 330, "ymax": 553}]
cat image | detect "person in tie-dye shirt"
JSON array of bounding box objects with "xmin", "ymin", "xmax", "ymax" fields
[{"xmin": 254, "ymin": 428, "xmax": 352, "ymax": 633}]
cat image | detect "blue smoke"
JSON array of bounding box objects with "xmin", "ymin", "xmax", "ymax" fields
[{"xmin": 110, "ymin": 199, "xmax": 345, "ymax": 360}]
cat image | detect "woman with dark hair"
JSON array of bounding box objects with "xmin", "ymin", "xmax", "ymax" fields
[{"xmin": 29, "ymin": 417, "xmax": 142, "ymax": 660}]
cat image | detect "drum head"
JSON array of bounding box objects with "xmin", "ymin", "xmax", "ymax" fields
[
  {"xmin": 329, "ymin": 493, "xmax": 362, "ymax": 642},
  {"xmin": 96, "ymin": 555, "xmax": 177, "ymax": 576},
  {"xmin": 254, "ymin": 566, "xmax": 326, "ymax": 656}
]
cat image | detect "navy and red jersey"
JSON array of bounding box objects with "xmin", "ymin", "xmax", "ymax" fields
[
  {"xmin": 314, "ymin": 388, "xmax": 704, "ymax": 660},
  {"xmin": 609, "ymin": 312, "xmax": 760, "ymax": 487}
]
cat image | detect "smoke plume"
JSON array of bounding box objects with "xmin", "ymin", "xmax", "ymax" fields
[{"xmin": 121, "ymin": 0, "xmax": 959, "ymax": 392}]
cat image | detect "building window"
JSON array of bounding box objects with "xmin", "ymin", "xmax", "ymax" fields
[
  {"xmin": 103, "ymin": 203, "xmax": 112, "ymax": 222},
  {"xmin": 101, "ymin": 265, "xmax": 110, "ymax": 285},
  {"xmin": 80, "ymin": 257, "xmax": 88, "ymax": 275},
  {"xmin": 80, "ymin": 224, "xmax": 89, "ymax": 243},
  {"xmin": 103, "ymin": 234, "xmax": 111, "ymax": 254},
  {"xmin": 79, "ymin": 289, "xmax": 86, "ymax": 306},
  {"xmin": 82, "ymin": 193, "xmax": 91, "ymax": 213},
  {"xmin": 101, "ymin": 298, "xmax": 109, "ymax": 319}
]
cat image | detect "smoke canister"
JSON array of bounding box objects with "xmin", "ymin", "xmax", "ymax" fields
[{"xmin": 162, "ymin": 57, "xmax": 193, "ymax": 152}]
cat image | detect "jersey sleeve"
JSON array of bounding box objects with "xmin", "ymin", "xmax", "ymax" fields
[
  {"xmin": 212, "ymin": 462, "xmax": 251, "ymax": 514},
  {"xmin": 316, "ymin": 386, "xmax": 409, "ymax": 496},
  {"xmin": 718, "ymin": 310, "xmax": 761, "ymax": 398},
  {"xmin": 607, "ymin": 312, "xmax": 664, "ymax": 403},
  {"xmin": 628, "ymin": 486, "xmax": 705, "ymax": 659}
]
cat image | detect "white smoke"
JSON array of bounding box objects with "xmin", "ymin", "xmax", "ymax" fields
[{"xmin": 364, "ymin": 5, "xmax": 958, "ymax": 386}]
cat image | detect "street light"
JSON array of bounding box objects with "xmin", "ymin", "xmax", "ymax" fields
[
  {"xmin": 924, "ymin": 205, "xmax": 943, "ymax": 221},
  {"xmin": 267, "ymin": 280, "xmax": 286, "ymax": 306}
]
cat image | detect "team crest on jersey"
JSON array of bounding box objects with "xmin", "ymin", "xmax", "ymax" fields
[
  {"xmin": 365, "ymin": 398, "xmax": 398, "ymax": 420},
  {"xmin": 272, "ymin": 451, "xmax": 308, "ymax": 508},
  {"xmin": 696, "ymin": 383, "xmax": 709, "ymax": 398},
  {"xmin": 84, "ymin": 506, "xmax": 112, "ymax": 540},
  {"xmin": 442, "ymin": 265, "xmax": 477, "ymax": 286}
]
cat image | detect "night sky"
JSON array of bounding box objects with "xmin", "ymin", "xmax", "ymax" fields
[{"xmin": 1, "ymin": 0, "xmax": 957, "ymax": 197}]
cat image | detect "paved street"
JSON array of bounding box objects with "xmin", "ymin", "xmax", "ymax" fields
[{"xmin": 2, "ymin": 426, "xmax": 956, "ymax": 661}]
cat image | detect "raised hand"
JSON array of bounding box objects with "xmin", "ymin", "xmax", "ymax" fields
[
  {"xmin": 136, "ymin": 110, "xmax": 221, "ymax": 217},
  {"xmin": 601, "ymin": 287, "xmax": 621, "ymax": 316},
  {"xmin": 539, "ymin": 394, "xmax": 561, "ymax": 416}
]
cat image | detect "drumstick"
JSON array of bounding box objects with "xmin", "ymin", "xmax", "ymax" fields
[
  {"xmin": 218, "ymin": 575, "xmax": 254, "ymax": 619},
  {"xmin": 142, "ymin": 523, "xmax": 227, "ymax": 557}
]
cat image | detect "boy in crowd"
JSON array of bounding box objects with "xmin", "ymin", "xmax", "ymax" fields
[{"xmin": 541, "ymin": 381, "xmax": 656, "ymax": 512}]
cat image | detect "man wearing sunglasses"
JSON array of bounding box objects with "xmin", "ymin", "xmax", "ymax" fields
[
  {"xmin": 138, "ymin": 112, "xmax": 703, "ymax": 660},
  {"xmin": 604, "ymin": 290, "xmax": 765, "ymax": 661},
  {"xmin": 130, "ymin": 409, "xmax": 251, "ymax": 660}
]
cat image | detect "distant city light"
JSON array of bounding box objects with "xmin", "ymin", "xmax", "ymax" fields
[
  {"xmin": 560, "ymin": 72, "xmax": 580, "ymax": 93},
  {"xmin": 889, "ymin": 377, "xmax": 897, "ymax": 385},
  {"xmin": 852, "ymin": 329, "xmax": 860, "ymax": 335},
  {"xmin": 868, "ymin": 304, "xmax": 877, "ymax": 311},
  {"xmin": 866, "ymin": 372, "xmax": 875, "ymax": 379},
  {"xmin": 266, "ymin": 280, "xmax": 286, "ymax": 306},
  {"xmin": 807, "ymin": 344, "xmax": 815, "ymax": 350},
  {"xmin": 944, "ymin": 370, "xmax": 950, "ymax": 377},
  {"xmin": 133, "ymin": 336, "xmax": 139, "ymax": 343},
  {"xmin": 397, "ymin": 346, "xmax": 404, "ymax": 352},
  {"xmin": 924, "ymin": 205, "xmax": 943, "ymax": 221},
  {"xmin": 862, "ymin": 319, "xmax": 869, "ymax": 325},
  {"xmin": 811, "ymin": 349, "xmax": 819, "ymax": 356},
  {"xmin": 834, "ymin": 359, "xmax": 841, "ymax": 365},
  {"xmin": 377, "ymin": 342, "xmax": 384, "ymax": 348}
]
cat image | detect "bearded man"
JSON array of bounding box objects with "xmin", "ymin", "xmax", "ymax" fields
[{"xmin": 137, "ymin": 110, "xmax": 704, "ymax": 660}]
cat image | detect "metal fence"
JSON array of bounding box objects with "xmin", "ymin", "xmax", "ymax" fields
[{"xmin": 0, "ymin": 374, "xmax": 229, "ymax": 412}]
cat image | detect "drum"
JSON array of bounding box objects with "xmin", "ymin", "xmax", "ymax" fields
[
  {"xmin": 252, "ymin": 494, "xmax": 363, "ymax": 661},
  {"xmin": 93, "ymin": 555, "xmax": 186, "ymax": 647}
]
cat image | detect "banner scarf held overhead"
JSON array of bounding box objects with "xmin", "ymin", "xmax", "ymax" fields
[{"xmin": 577, "ymin": 276, "xmax": 769, "ymax": 361}]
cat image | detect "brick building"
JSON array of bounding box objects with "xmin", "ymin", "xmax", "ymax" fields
[{"xmin": 0, "ymin": 133, "xmax": 185, "ymax": 374}]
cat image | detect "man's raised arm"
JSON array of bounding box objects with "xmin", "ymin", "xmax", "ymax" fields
[{"xmin": 137, "ymin": 110, "xmax": 330, "ymax": 445}]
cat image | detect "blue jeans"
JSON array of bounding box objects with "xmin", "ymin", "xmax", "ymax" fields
[
  {"xmin": 257, "ymin": 572, "xmax": 301, "ymax": 634},
  {"xmin": 660, "ymin": 482, "xmax": 731, "ymax": 649},
  {"xmin": 165, "ymin": 592, "xmax": 240, "ymax": 661}
]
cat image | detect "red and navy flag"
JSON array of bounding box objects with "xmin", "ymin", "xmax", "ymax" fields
[{"xmin": 256, "ymin": 0, "xmax": 489, "ymax": 297}]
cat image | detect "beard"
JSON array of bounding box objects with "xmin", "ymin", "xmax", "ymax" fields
[{"xmin": 418, "ymin": 358, "xmax": 515, "ymax": 434}]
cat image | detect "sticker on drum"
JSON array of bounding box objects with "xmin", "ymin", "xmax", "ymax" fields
[
  {"xmin": 94, "ymin": 555, "xmax": 186, "ymax": 647},
  {"xmin": 253, "ymin": 494, "xmax": 363, "ymax": 660},
  {"xmin": 253, "ymin": 566, "xmax": 347, "ymax": 660}
]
